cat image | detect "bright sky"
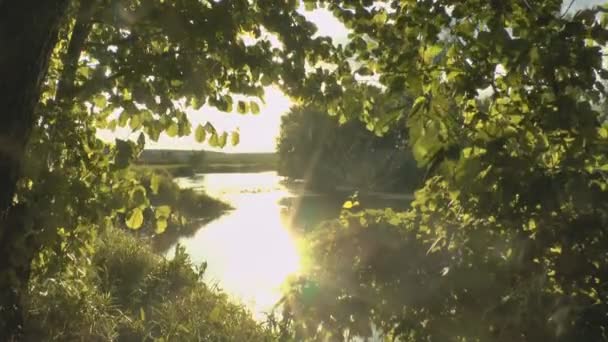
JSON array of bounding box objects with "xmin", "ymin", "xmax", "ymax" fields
[
  {"xmin": 98, "ymin": 6, "xmax": 348, "ymax": 153},
  {"xmin": 570, "ymin": 0, "xmax": 607, "ymax": 11},
  {"xmin": 99, "ymin": 0, "xmax": 602, "ymax": 152},
  {"xmin": 100, "ymin": 86, "xmax": 293, "ymax": 153}
]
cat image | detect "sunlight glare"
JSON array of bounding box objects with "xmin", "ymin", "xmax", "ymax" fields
[{"xmin": 174, "ymin": 172, "xmax": 302, "ymax": 317}]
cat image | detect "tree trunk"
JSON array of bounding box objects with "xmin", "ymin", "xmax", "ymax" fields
[{"xmin": 0, "ymin": 1, "xmax": 69, "ymax": 339}]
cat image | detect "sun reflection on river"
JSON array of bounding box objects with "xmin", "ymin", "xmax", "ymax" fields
[{"xmin": 173, "ymin": 172, "xmax": 302, "ymax": 317}]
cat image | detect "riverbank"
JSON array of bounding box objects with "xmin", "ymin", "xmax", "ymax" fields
[
  {"xmin": 135, "ymin": 169, "xmax": 232, "ymax": 251},
  {"xmin": 25, "ymin": 227, "xmax": 275, "ymax": 341},
  {"xmin": 136, "ymin": 162, "xmax": 277, "ymax": 177},
  {"xmin": 280, "ymin": 178, "xmax": 414, "ymax": 203},
  {"xmin": 136, "ymin": 150, "xmax": 278, "ymax": 176},
  {"xmin": 22, "ymin": 169, "xmax": 269, "ymax": 340}
]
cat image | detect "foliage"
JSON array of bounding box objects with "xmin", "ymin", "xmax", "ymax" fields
[
  {"xmin": 277, "ymin": 105, "xmax": 422, "ymax": 192},
  {"xmin": 9, "ymin": 0, "xmax": 608, "ymax": 340},
  {"xmin": 25, "ymin": 227, "xmax": 274, "ymax": 341},
  {"xmin": 22, "ymin": 0, "xmax": 337, "ymax": 248},
  {"xmin": 3, "ymin": 0, "xmax": 344, "ymax": 334},
  {"xmin": 280, "ymin": 1, "xmax": 608, "ymax": 341}
]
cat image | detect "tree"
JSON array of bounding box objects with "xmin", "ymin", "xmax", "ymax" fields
[
  {"xmin": 0, "ymin": 0, "xmax": 341, "ymax": 338},
  {"xmin": 277, "ymin": 105, "xmax": 422, "ymax": 192},
  {"xmin": 0, "ymin": 1, "xmax": 71, "ymax": 336},
  {"xmin": 188, "ymin": 150, "xmax": 206, "ymax": 172},
  {"xmin": 281, "ymin": 1, "xmax": 608, "ymax": 341}
]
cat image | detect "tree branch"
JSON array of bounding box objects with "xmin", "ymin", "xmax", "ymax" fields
[
  {"xmin": 55, "ymin": 0, "xmax": 96, "ymax": 101},
  {"xmin": 560, "ymin": 0, "xmax": 576, "ymax": 18}
]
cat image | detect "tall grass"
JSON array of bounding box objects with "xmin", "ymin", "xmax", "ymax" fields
[{"xmin": 25, "ymin": 228, "xmax": 274, "ymax": 341}]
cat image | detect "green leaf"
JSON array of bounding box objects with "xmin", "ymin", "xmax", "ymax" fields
[
  {"xmin": 190, "ymin": 97, "xmax": 205, "ymax": 110},
  {"xmin": 155, "ymin": 219, "xmax": 168, "ymax": 234},
  {"xmin": 150, "ymin": 173, "xmax": 161, "ymax": 194},
  {"xmin": 237, "ymin": 100, "xmax": 248, "ymax": 114},
  {"xmin": 130, "ymin": 186, "xmax": 147, "ymax": 206},
  {"xmin": 155, "ymin": 205, "xmax": 171, "ymax": 219},
  {"xmin": 77, "ymin": 66, "xmax": 90, "ymax": 78},
  {"xmin": 126, "ymin": 208, "xmax": 144, "ymax": 229},
  {"xmin": 599, "ymin": 126, "xmax": 608, "ymax": 139},
  {"xmin": 218, "ymin": 132, "xmax": 228, "ymax": 148},
  {"xmin": 250, "ymin": 101, "xmax": 260, "ymax": 115},
  {"xmin": 217, "ymin": 95, "xmax": 233, "ymax": 112},
  {"xmin": 204, "ymin": 122, "xmax": 216, "ymax": 134},
  {"xmin": 180, "ymin": 121, "xmax": 192, "ymax": 136},
  {"xmin": 122, "ymin": 88, "xmax": 132, "ymax": 101},
  {"xmin": 304, "ymin": 1, "xmax": 316, "ymax": 11},
  {"xmin": 129, "ymin": 114, "xmax": 142, "ymax": 130},
  {"xmin": 107, "ymin": 119, "xmax": 117, "ymax": 131},
  {"xmin": 373, "ymin": 11, "xmax": 387, "ymax": 24},
  {"xmin": 231, "ymin": 131, "xmax": 240, "ymax": 146},
  {"xmin": 423, "ymin": 45, "xmax": 443, "ymax": 64},
  {"xmin": 208, "ymin": 132, "xmax": 219, "ymax": 147},
  {"xmin": 118, "ymin": 111, "xmax": 129, "ymax": 127},
  {"xmin": 411, "ymin": 96, "xmax": 427, "ymax": 115},
  {"xmin": 166, "ymin": 122, "xmax": 179, "ymax": 137},
  {"xmin": 195, "ymin": 124, "xmax": 206, "ymax": 143},
  {"xmin": 388, "ymin": 216, "xmax": 400, "ymax": 226},
  {"xmin": 147, "ymin": 124, "xmax": 161, "ymax": 141},
  {"xmin": 93, "ymin": 94, "xmax": 107, "ymax": 108},
  {"xmin": 527, "ymin": 218, "xmax": 537, "ymax": 231}
]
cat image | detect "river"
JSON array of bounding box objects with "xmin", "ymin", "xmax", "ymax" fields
[{"xmin": 171, "ymin": 171, "xmax": 409, "ymax": 318}]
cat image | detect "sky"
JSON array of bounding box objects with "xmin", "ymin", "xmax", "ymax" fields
[
  {"xmin": 570, "ymin": 0, "xmax": 606, "ymax": 11},
  {"xmin": 99, "ymin": 86, "xmax": 293, "ymax": 153},
  {"xmin": 99, "ymin": 0, "xmax": 606, "ymax": 153}
]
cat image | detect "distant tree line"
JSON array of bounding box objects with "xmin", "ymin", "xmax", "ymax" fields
[{"xmin": 277, "ymin": 105, "xmax": 423, "ymax": 193}]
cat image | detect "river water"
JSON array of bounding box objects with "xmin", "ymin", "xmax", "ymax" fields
[
  {"xmin": 171, "ymin": 172, "xmax": 337, "ymax": 317},
  {"xmin": 172, "ymin": 171, "xmax": 409, "ymax": 318}
]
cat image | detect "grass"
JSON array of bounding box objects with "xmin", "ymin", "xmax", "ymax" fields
[
  {"xmin": 23, "ymin": 168, "xmax": 277, "ymax": 341},
  {"xmin": 25, "ymin": 228, "xmax": 275, "ymax": 341}
]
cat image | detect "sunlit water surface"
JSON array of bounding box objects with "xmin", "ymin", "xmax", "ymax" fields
[{"xmin": 172, "ymin": 172, "xmax": 328, "ymax": 317}]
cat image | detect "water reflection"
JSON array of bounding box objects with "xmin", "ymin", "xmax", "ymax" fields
[
  {"xmin": 172, "ymin": 172, "xmax": 307, "ymax": 317},
  {"xmin": 171, "ymin": 171, "xmax": 410, "ymax": 318}
]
